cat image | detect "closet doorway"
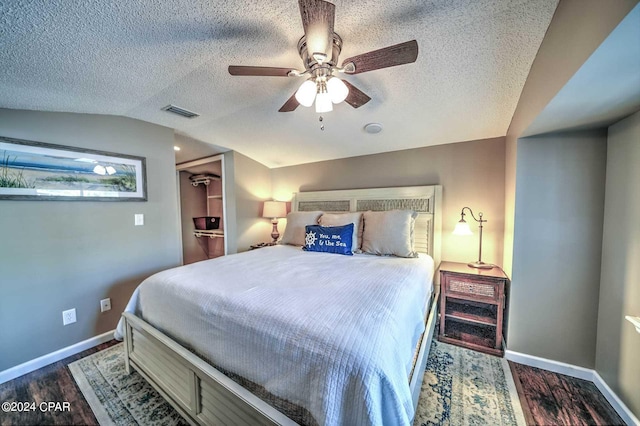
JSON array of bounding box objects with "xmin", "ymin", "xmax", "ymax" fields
[{"xmin": 176, "ymin": 155, "xmax": 226, "ymax": 265}]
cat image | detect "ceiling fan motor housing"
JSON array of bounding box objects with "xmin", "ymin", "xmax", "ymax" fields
[{"xmin": 297, "ymin": 33, "xmax": 343, "ymax": 71}]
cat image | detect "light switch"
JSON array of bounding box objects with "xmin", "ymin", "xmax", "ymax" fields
[{"xmin": 134, "ymin": 214, "xmax": 144, "ymax": 226}]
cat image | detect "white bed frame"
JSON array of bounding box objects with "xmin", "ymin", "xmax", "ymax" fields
[{"xmin": 122, "ymin": 185, "xmax": 442, "ymax": 425}]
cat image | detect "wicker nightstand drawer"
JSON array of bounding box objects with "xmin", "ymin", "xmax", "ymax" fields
[{"xmin": 448, "ymin": 279, "xmax": 495, "ymax": 298}]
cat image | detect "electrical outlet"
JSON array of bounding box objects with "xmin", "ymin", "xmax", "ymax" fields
[
  {"xmin": 100, "ymin": 298, "xmax": 111, "ymax": 313},
  {"xmin": 134, "ymin": 214, "xmax": 144, "ymax": 226},
  {"xmin": 62, "ymin": 308, "xmax": 76, "ymax": 326}
]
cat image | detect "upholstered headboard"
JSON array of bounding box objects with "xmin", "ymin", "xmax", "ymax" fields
[{"xmin": 292, "ymin": 186, "xmax": 442, "ymax": 266}]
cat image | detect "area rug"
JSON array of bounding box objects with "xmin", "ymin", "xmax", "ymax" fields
[
  {"xmin": 68, "ymin": 344, "xmax": 188, "ymax": 426},
  {"xmin": 413, "ymin": 341, "xmax": 526, "ymax": 426},
  {"xmin": 70, "ymin": 341, "xmax": 525, "ymax": 426}
]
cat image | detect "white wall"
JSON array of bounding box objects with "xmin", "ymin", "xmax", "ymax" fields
[
  {"xmin": 0, "ymin": 109, "xmax": 181, "ymax": 371},
  {"xmin": 510, "ymin": 129, "xmax": 607, "ymax": 368},
  {"xmin": 502, "ymin": 0, "xmax": 637, "ymax": 277},
  {"xmin": 220, "ymin": 151, "xmax": 272, "ymax": 254},
  {"xmin": 232, "ymin": 152, "xmax": 272, "ymax": 252},
  {"xmin": 272, "ymin": 137, "xmax": 506, "ymax": 267},
  {"xmin": 596, "ymin": 110, "xmax": 640, "ymax": 416}
]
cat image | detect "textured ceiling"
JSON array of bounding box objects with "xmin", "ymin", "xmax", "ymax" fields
[{"xmin": 0, "ymin": 0, "xmax": 558, "ymax": 168}]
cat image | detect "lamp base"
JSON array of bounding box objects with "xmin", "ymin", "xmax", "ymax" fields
[
  {"xmin": 271, "ymin": 220, "xmax": 280, "ymax": 243},
  {"xmin": 467, "ymin": 261, "xmax": 494, "ymax": 270}
]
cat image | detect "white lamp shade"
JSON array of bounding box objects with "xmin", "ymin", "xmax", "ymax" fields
[
  {"xmin": 327, "ymin": 77, "xmax": 349, "ymax": 104},
  {"xmin": 295, "ymin": 80, "xmax": 317, "ymax": 107},
  {"xmin": 453, "ymin": 220, "xmax": 473, "ymax": 236},
  {"xmin": 315, "ymin": 91, "xmax": 333, "ymax": 113},
  {"xmin": 262, "ymin": 201, "xmax": 287, "ymax": 219}
]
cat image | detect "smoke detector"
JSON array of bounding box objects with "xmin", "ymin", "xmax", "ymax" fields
[{"xmin": 364, "ymin": 123, "xmax": 383, "ymax": 134}]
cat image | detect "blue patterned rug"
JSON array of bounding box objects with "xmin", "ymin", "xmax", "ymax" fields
[
  {"xmin": 69, "ymin": 344, "xmax": 187, "ymax": 426},
  {"xmin": 70, "ymin": 341, "xmax": 525, "ymax": 425},
  {"xmin": 414, "ymin": 341, "xmax": 526, "ymax": 426}
]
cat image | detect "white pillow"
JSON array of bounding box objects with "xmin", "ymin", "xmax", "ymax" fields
[
  {"xmin": 280, "ymin": 211, "xmax": 323, "ymax": 246},
  {"xmin": 361, "ymin": 210, "xmax": 418, "ymax": 258},
  {"xmin": 318, "ymin": 212, "xmax": 364, "ymax": 252}
]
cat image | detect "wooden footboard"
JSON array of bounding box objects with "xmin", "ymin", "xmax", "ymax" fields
[
  {"xmin": 122, "ymin": 294, "xmax": 438, "ymax": 426},
  {"xmin": 409, "ymin": 288, "xmax": 439, "ymax": 411},
  {"xmin": 122, "ymin": 312, "xmax": 297, "ymax": 426}
]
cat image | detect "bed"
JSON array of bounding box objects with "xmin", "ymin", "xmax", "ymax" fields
[{"xmin": 116, "ymin": 185, "xmax": 442, "ymax": 426}]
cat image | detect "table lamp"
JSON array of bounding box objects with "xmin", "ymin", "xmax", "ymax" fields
[
  {"xmin": 453, "ymin": 206, "xmax": 494, "ymax": 269},
  {"xmin": 262, "ymin": 201, "xmax": 287, "ymax": 243}
]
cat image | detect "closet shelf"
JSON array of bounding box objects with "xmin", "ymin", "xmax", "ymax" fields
[
  {"xmin": 189, "ymin": 173, "xmax": 221, "ymax": 187},
  {"xmin": 194, "ymin": 229, "xmax": 224, "ymax": 239}
]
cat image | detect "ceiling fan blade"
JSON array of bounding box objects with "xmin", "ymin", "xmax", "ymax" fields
[
  {"xmin": 298, "ymin": 0, "xmax": 335, "ymax": 58},
  {"xmin": 228, "ymin": 66, "xmax": 296, "ymax": 77},
  {"xmin": 279, "ymin": 93, "xmax": 300, "ymax": 112},
  {"xmin": 341, "ymin": 40, "xmax": 418, "ymax": 74},
  {"xmin": 341, "ymin": 80, "xmax": 371, "ymax": 108}
]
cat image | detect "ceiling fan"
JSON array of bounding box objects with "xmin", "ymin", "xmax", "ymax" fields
[{"xmin": 228, "ymin": 0, "xmax": 418, "ymax": 113}]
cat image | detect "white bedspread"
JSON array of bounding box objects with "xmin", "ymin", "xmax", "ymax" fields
[{"xmin": 116, "ymin": 245, "xmax": 434, "ymax": 426}]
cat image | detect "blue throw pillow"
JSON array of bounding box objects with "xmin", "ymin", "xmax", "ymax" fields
[{"xmin": 303, "ymin": 224, "xmax": 354, "ymax": 256}]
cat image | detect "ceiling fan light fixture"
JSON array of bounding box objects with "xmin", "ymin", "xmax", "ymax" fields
[
  {"xmin": 295, "ymin": 80, "xmax": 317, "ymax": 107},
  {"xmin": 228, "ymin": 2, "xmax": 419, "ymax": 114},
  {"xmin": 326, "ymin": 77, "xmax": 349, "ymax": 104},
  {"xmin": 315, "ymin": 91, "xmax": 333, "ymax": 113}
]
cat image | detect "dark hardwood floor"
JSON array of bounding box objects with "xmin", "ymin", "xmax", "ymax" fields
[
  {"xmin": 509, "ymin": 362, "xmax": 625, "ymax": 426},
  {"xmin": 0, "ymin": 340, "xmax": 119, "ymax": 426},
  {"xmin": 0, "ymin": 341, "xmax": 626, "ymax": 425}
]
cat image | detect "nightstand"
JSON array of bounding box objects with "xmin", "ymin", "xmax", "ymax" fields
[
  {"xmin": 438, "ymin": 261, "xmax": 509, "ymax": 356},
  {"xmin": 249, "ymin": 242, "xmax": 277, "ymax": 250}
]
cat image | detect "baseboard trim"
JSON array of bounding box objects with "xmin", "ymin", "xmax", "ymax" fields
[
  {"xmin": 592, "ymin": 371, "xmax": 640, "ymax": 426},
  {"xmin": 0, "ymin": 330, "xmax": 115, "ymax": 385},
  {"xmin": 505, "ymin": 350, "xmax": 639, "ymax": 425},
  {"xmin": 504, "ymin": 349, "xmax": 594, "ymax": 380}
]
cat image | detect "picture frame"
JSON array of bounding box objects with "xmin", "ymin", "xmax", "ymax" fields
[{"xmin": 0, "ymin": 136, "xmax": 147, "ymax": 201}]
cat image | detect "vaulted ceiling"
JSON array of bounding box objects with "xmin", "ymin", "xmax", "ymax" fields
[{"xmin": 1, "ymin": 0, "xmax": 558, "ymax": 167}]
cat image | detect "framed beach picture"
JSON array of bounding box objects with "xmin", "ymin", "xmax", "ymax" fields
[{"xmin": 0, "ymin": 136, "xmax": 147, "ymax": 201}]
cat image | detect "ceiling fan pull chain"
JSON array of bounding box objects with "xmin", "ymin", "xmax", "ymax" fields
[{"xmin": 319, "ymin": 115, "xmax": 325, "ymax": 131}]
